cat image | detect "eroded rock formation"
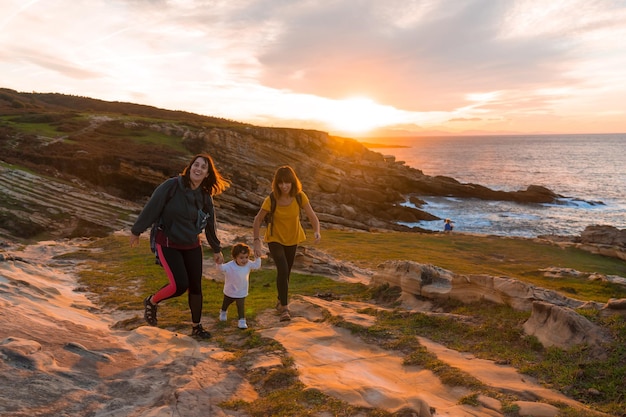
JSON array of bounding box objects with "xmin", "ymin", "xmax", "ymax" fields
[
  {"xmin": 523, "ymin": 301, "xmax": 611, "ymax": 351},
  {"xmin": 370, "ymin": 260, "xmax": 623, "ymax": 351}
]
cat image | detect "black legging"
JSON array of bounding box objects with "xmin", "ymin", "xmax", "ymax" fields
[
  {"xmin": 221, "ymin": 295, "xmax": 246, "ymax": 319},
  {"xmin": 153, "ymin": 245, "xmax": 204, "ymax": 323},
  {"xmin": 268, "ymin": 242, "xmax": 297, "ymax": 306}
]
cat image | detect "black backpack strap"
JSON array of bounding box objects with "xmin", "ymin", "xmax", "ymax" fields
[
  {"xmin": 270, "ymin": 192, "xmax": 277, "ymax": 213},
  {"xmin": 268, "ymin": 192, "xmax": 276, "ymax": 235}
]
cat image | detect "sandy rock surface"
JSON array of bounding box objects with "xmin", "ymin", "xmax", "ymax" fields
[{"xmin": 0, "ymin": 239, "xmax": 602, "ymax": 416}]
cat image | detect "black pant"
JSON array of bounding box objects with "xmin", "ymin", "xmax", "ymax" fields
[
  {"xmin": 268, "ymin": 242, "xmax": 297, "ymax": 306},
  {"xmin": 221, "ymin": 295, "xmax": 246, "ymax": 319},
  {"xmin": 154, "ymin": 245, "xmax": 204, "ymax": 323}
]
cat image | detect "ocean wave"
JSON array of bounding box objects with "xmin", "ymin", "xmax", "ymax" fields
[{"xmin": 400, "ymin": 195, "xmax": 625, "ymax": 238}]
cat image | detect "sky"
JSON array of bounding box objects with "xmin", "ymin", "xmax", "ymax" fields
[{"xmin": 2, "ymin": 0, "xmax": 626, "ymax": 137}]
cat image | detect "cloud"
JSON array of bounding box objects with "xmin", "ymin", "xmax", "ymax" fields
[
  {"xmin": 10, "ymin": 47, "xmax": 104, "ymax": 80},
  {"xmin": 1, "ymin": 0, "xmax": 625, "ymax": 134},
  {"xmin": 254, "ymin": 1, "xmax": 577, "ymax": 110}
]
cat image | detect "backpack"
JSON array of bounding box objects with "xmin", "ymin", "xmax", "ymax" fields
[{"xmin": 265, "ymin": 191, "xmax": 303, "ymax": 236}]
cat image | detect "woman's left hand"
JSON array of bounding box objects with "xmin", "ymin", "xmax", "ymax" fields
[{"xmin": 213, "ymin": 251, "xmax": 224, "ymax": 264}]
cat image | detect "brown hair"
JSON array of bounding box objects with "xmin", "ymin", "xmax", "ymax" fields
[
  {"xmin": 181, "ymin": 153, "xmax": 230, "ymax": 195},
  {"xmin": 231, "ymin": 242, "xmax": 251, "ymax": 258},
  {"xmin": 271, "ymin": 165, "xmax": 302, "ymax": 197}
]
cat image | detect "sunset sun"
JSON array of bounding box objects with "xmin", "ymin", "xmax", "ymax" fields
[{"xmin": 324, "ymin": 97, "xmax": 400, "ymax": 134}]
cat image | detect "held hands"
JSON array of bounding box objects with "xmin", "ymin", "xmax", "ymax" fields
[
  {"xmin": 213, "ymin": 251, "xmax": 224, "ymax": 265},
  {"xmin": 253, "ymin": 239, "xmax": 262, "ymax": 257}
]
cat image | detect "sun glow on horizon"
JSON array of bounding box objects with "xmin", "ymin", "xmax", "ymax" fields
[{"xmin": 322, "ymin": 96, "xmax": 407, "ymax": 134}]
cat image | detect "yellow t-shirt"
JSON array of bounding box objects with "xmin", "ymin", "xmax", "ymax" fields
[{"xmin": 262, "ymin": 192, "xmax": 309, "ymax": 246}]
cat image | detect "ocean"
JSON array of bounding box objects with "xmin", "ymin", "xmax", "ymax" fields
[{"xmin": 369, "ymin": 134, "xmax": 626, "ymax": 238}]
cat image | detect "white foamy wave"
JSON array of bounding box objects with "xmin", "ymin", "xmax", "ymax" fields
[{"xmin": 550, "ymin": 198, "xmax": 606, "ymax": 209}]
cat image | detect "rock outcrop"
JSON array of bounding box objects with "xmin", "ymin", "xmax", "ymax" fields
[
  {"xmin": 523, "ymin": 301, "xmax": 611, "ymax": 351},
  {"xmin": 577, "ymin": 225, "xmax": 626, "ymax": 261},
  {"xmin": 372, "ymin": 260, "xmax": 594, "ymax": 311},
  {"xmin": 541, "ymin": 225, "xmax": 626, "ymax": 261},
  {"xmin": 0, "ymin": 88, "xmax": 570, "ymax": 241},
  {"xmin": 580, "ymin": 225, "xmax": 626, "ymax": 247},
  {"xmin": 371, "ymin": 260, "xmax": 623, "ymax": 352}
]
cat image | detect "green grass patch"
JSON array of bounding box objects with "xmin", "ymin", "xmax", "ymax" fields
[
  {"xmin": 314, "ymin": 230, "xmax": 626, "ymax": 302},
  {"xmin": 1, "ymin": 115, "xmax": 63, "ymax": 137},
  {"xmin": 92, "ymin": 121, "xmax": 188, "ymax": 152},
  {"xmin": 64, "ymin": 235, "xmax": 369, "ymax": 329}
]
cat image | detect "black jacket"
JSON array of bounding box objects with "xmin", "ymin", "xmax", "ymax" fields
[{"xmin": 131, "ymin": 176, "xmax": 221, "ymax": 253}]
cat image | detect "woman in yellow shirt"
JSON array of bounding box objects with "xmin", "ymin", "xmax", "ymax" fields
[{"xmin": 252, "ymin": 166, "xmax": 321, "ymax": 321}]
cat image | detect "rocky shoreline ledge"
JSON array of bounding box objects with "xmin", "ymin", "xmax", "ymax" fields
[{"xmin": 0, "ymin": 88, "xmax": 601, "ymax": 242}]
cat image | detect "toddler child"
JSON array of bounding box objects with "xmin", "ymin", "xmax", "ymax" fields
[{"xmin": 217, "ymin": 243, "xmax": 261, "ymax": 329}]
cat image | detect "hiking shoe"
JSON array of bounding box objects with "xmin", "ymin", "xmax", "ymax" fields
[
  {"xmin": 219, "ymin": 310, "xmax": 227, "ymax": 321},
  {"xmin": 143, "ymin": 296, "xmax": 158, "ymax": 326},
  {"xmin": 279, "ymin": 309, "xmax": 291, "ymax": 322},
  {"xmin": 276, "ymin": 303, "xmax": 291, "ymax": 321},
  {"xmin": 238, "ymin": 318, "xmax": 248, "ymax": 329},
  {"xmin": 191, "ymin": 324, "xmax": 211, "ymax": 339}
]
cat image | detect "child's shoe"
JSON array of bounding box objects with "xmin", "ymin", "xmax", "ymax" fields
[
  {"xmin": 219, "ymin": 310, "xmax": 227, "ymax": 321},
  {"xmin": 238, "ymin": 318, "xmax": 248, "ymax": 329}
]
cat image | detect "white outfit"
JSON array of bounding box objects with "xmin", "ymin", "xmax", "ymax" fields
[{"xmin": 219, "ymin": 258, "xmax": 261, "ymax": 298}]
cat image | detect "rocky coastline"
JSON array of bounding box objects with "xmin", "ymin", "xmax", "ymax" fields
[
  {"xmin": 0, "ymin": 88, "xmax": 581, "ymax": 241},
  {"xmin": 0, "ymin": 89, "xmax": 623, "ymax": 265}
]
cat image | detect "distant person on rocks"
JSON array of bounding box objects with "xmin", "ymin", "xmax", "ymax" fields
[
  {"xmin": 444, "ymin": 218, "xmax": 454, "ymax": 233},
  {"xmin": 129, "ymin": 153, "xmax": 229, "ymax": 339},
  {"xmin": 252, "ymin": 165, "xmax": 321, "ymax": 322},
  {"xmin": 217, "ymin": 242, "xmax": 261, "ymax": 329}
]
